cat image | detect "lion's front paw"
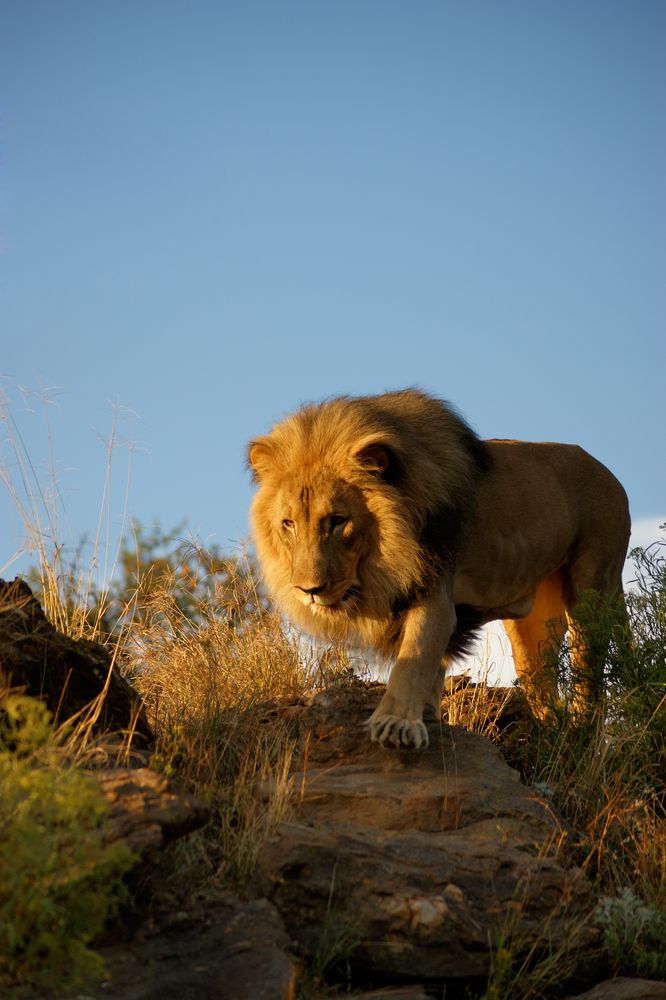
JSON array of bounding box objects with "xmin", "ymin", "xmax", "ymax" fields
[{"xmin": 366, "ymin": 710, "xmax": 429, "ymax": 749}]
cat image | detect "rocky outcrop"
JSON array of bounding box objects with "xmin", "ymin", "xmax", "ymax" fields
[
  {"xmin": 257, "ymin": 685, "xmax": 599, "ymax": 990},
  {"xmin": 0, "ymin": 577, "xmax": 152, "ymax": 744},
  {"xmin": 4, "ymin": 577, "xmax": 659, "ymax": 998}
]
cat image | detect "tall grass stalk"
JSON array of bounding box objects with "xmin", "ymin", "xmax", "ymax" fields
[{"xmin": 0, "ymin": 385, "xmax": 134, "ymax": 642}]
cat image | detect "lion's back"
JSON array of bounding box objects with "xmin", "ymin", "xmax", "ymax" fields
[{"xmin": 481, "ymin": 439, "xmax": 631, "ymax": 563}]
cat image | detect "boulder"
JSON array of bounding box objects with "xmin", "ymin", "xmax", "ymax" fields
[
  {"xmin": 0, "ymin": 577, "xmax": 152, "ymax": 744},
  {"xmin": 257, "ymin": 685, "xmax": 599, "ymax": 989}
]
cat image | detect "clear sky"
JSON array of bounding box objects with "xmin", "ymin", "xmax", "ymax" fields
[{"xmin": 2, "ymin": 0, "xmax": 665, "ymax": 603}]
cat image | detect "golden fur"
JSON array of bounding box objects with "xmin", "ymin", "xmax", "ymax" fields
[{"xmin": 249, "ymin": 389, "xmax": 631, "ymax": 747}]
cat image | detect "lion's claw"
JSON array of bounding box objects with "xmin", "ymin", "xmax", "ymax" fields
[{"xmin": 366, "ymin": 712, "xmax": 429, "ymax": 749}]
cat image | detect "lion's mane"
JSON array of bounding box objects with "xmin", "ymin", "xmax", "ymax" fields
[{"xmin": 249, "ymin": 390, "xmax": 491, "ymax": 652}]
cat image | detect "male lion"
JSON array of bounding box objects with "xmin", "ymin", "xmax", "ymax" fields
[{"xmin": 248, "ymin": 389, "xmax": 630, "ymax": 748}]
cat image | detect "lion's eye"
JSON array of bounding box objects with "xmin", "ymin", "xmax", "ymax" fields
[{"xmin": 282, "ymin": 518, "xmax": 295, "ymax": 531}]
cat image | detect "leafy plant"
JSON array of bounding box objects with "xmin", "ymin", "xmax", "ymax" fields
[
  {"xmin": 594, "ymin": 887, "xmax": 666, "ymax": 978},
  {"xmin": 0, "ymin": 696, "xmax": 134, "ymax": 998}
]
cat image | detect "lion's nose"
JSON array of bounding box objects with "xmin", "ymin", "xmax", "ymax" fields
[{"xmin": 295, "ymin": 583, "xmax": 327, "ymax": 596}]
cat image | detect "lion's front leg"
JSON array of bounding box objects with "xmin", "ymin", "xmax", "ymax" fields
[{"xmin": 367, "ymin": 588, "xmax": 455, "ymax": 749}]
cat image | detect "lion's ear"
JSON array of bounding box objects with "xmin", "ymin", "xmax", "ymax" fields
[
  {"xmin": 354, "ymin": 440, "xmax": 397, "ymax": 481},
  {"xmin": 248, "ymin": 438, "xmax": 274, "ymax": 483}
]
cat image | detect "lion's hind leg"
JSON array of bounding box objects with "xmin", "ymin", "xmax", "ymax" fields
[
  {"xmin": 503, "ymin": 571, "xmax": 568, "ymax": 719},
  {"xmin": 563, "ymin": 556, "xmax": 628, "ymax": 715}
]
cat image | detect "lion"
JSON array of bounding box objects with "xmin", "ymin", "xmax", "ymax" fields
[{"xmin": 248, "ymin": 389, "xmax": 631, "ymax": 748}]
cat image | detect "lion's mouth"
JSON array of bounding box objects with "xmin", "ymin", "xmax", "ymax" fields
[
  {"xmin": 318, "ymin": 586, "xmax": 359, "ymax": 608},
  {"xmin": 299, "ymin": 584, "xmax": 360, "ymax": 610}
]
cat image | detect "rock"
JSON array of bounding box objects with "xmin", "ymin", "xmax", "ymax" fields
[
  {"xmin": 350, "ymin": 989, "xmax": 431, "ymax": 999},
  {"xmin": 95, "ymin": 767, "xmax": 212, "ymax": 855},
  {"xmin": 0, "ymin": 577, "xmax": 152, "ymax": 744},
  {"xmin": 257, "ymin": 685, "xmax": 599, "ymax": 989},
  {"xmin": 91, "ymin": 891, "xmax": 297, "ymax": 1000},
  {"xmin": 565, "ymin": 978, "xmax": 666, "ymax": 999}
]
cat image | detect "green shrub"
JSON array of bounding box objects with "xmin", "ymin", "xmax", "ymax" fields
[
  {"xmin": 568, "ymin": 533, "xmax": 665, "ymax": 741},
  {"xmin": 506, "ymin": 534, "xmax": 666, "ymax": 901},
  {"xmin": 0, "ymin": 696, "xmax": 134, "ymax": 998},
  {"xmin": 594, "ymin": 887, "xmax": 666, "ymax": 978}
]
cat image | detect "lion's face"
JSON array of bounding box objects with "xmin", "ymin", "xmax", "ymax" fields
[
  {"xmin": 269, "ymin": 473, "xmax": 373, "ymax": 614},
  {"xmin": 249, "ymin": 404, "xmax": 429, "ymax": 645}
]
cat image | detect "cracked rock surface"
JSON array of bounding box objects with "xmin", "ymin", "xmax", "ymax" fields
[{"xmin": 257, "ymin": 685, "xmax": 599, "ymax": 987}]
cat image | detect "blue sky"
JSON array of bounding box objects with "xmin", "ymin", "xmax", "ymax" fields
[{"xmin": 2, "ymin": 0, "xmax": 665, "ymax": 594}]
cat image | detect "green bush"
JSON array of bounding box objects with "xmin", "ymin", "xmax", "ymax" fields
[
  {"xmin": 620, "ymin": 534, "xmax": 666, "ymax": 739},
  {"xmin": 504, "ymin": 534, "xmax": 666, "ymax": 903},
  {"xmin": 0, "ymin": 697, "xmax": 134, "ymax": 998},
  {"xmin": 551, "ymin": 532, "xmax": 665, "ymax": 743},
  {"xmin": 594, "ymin": 887, "xmax": 666, "ymax": 978}
]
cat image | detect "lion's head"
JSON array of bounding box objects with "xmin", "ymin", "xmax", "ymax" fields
[{"xmin": 248, "ymin": 391, "xmax": 487, "ymax": 649}]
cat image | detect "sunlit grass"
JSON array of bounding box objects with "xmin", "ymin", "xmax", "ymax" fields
[{"xmin": 1, "ymin": 389, "xmax": 664, "ymax": 996}]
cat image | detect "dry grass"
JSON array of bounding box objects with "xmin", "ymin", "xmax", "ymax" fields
[
  {"xmin": 115, "ymin": 557, "xmax": 359, "ymax": 883},
  {"xmin": 524, "ymin": 697, "xmax": 666, "ymax": 905},
  {"xmin": 2, "ymin": 392, "xmax": 665, "ymax": 995},
  {"xmin": 481, "ymin": 877, "xmax": 598, "ymax": 1000},
  {"xmin": 442, "ymin": 676, "xmax": 521, "ymax": 737}
]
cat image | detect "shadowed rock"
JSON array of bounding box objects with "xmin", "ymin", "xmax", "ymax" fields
[
  {"xmin": 0, "ymin": 577, "xmax": 152, "ymax": 744},
  {"xmin": 565, "ymin": 979, "xmax": 666, "ymax": 999},
  {"xmin": 95, "ymin": 892, "xmax": 298, "ymax": 1000}
]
